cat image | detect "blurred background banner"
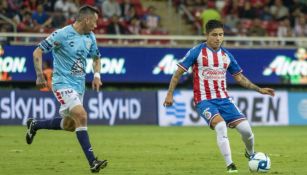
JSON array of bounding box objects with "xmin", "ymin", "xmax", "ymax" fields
[
  {"xmin": 158, "ymin": 90, "xmax": 288, "ymax": 126},
  {"xmin": 288, "ymin": 92, "xmax": 307, "ymax": 125},
  {"xmin": 0, "ymin": 90, "xmax": 158, "ymax": 125},
  {"xmin": 1, "ymin": 46, "xmax": 306, "ymax": 85},
  {"xmin": 85, "ymin": 91, "xmax": 158, "ymax": 125},
  {"xmin": 0, "ymin": 90, "xmax": 59, "ymax": 125},
  {"xmin": 229, "ymin": 91, "xmax": 288, "ymax": 126},
  {"xmin": 158, "ymin": 90, "xmax": 206, "ymax": 126}
]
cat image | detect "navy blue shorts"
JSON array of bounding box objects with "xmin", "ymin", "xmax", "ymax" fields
[{"xmin": 196, "ymin": 98, "xmax": 246, "ymax": 128}]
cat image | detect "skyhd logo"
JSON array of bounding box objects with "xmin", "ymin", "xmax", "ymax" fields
[
  {"xmin": 0, "ymin": 91, "xmax": 56, "ymax": 125},
  {"xmin": 86, "ymin": 57, "xmax": 126, "ymax": 74},
  {"xmin": 164, "ymin": 91, "xmax": 187, "ymax": 126},
  {"xmin": 88, "ymin": 92, "xmax": 141, "ymax": 125},
  {"xmin": 0, "ymin": 56, "xmax": 26, "ymax": 73},
  {"xmin": 153, "ymin": 54, "xmax": 178, "ymax": 75}
]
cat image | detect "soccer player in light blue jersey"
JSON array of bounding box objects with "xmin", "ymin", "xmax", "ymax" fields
[{"xmin": 26, "ymin": 5, "xmax": 107, "ymax": 173}]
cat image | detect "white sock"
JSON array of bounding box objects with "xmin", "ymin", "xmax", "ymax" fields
[
  {"xmin": 235, "ymin": 120, "xmax": 254, "ymax": 155},
  {"xmin": 215, "ymin": 121, "xmax": 233, "ymax": 166}
]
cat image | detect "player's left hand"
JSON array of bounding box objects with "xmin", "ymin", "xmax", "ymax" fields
[
  {"xmin": 259, "ymin": 88, "xmax": 275, "ymax": 96},
  {"xmin": 92, "ymin": 77, "xmax": 102, "ymax": 92},
  {"xmin": 163, "ymin": 93, "xmax": 174, "ymax": 107}
]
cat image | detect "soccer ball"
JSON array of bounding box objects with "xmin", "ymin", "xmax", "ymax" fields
[{"xmin": 248, "ymin": 152, "xmax": 271, "ymax": 173}]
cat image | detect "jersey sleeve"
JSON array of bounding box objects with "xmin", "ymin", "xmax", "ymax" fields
[
  {"xmin": 89, "ymin": 33, "xmax": 101, "ymax": 59},
  {"xmin": 177, "ymin": 44, "xmax": 201, "ymax": 72},
  {"xmin": 38, "ymin": 29, "xmax": 64, "ymax": 53},
  {"xmin": 226, "ymin": 51, "xmax": 243, "ymax": 76}
]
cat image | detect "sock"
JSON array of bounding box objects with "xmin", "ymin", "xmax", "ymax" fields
[
  {"xmin": 235, "ymin": 120, "xmax": 254, "ymax": 155},
  {"xmin": 76, "ymin": 127, "xmax": 96, "ymax": 165},
  {"xmin": 215, "ymin": 121, "xmax": 233, "ymax": 166},
  {"xmin": 34, "ymin": 117, "xmax": 63, "ymax": 130}
]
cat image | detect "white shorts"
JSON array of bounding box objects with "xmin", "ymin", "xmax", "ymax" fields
[{"xmin": 53, "ymin": 88, "xmax": 84, "ymax": 117}]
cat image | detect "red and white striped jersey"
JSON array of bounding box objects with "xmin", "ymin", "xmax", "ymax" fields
[{"xmin": 178, "ymin": 43, "xmax": 242, "ymax": 104}]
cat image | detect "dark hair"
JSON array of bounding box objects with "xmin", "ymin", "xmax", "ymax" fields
[
  {"xmin": 205, "ymin": 20, "xmax": 224, "ymax": 34},
  {"xmin": 76, "ymin": 5, "xmax": 99, "ymax": 21}
]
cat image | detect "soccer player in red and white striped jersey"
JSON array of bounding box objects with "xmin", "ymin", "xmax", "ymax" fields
[{"xmin": 163, "ymin": 20, "xmax": 275, "ymax": 173}]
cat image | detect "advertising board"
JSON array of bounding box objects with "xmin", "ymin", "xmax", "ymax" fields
[
  {"xmin": 0, "ymin": 90, "xmax": 157, "ymax": 125},
  {"xmin": 158, "ymin": 90, "xmax": 288, "ymax": 126},
  {"xmin": 1, "ymin": 45, "xmax": 305, "ymax": 85}
]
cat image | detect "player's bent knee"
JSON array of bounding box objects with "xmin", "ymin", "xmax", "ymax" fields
[
  {"xmin": 63, "ymin": 125, "xmax": 75, "ymax": 132},
  {"xmin": 75, "ymin": 115, "xmax": 87, "ymax": 125},
  {"xmin": 66, "ymin": 126, "xmax": 76, "ymax": 132},
  {"xmin": 214, "ymin": 121, "xmax": 227, "ymax": 132},
  {"xmin": 211, "ymin": 115, "xmax": 224, "ymax": 129},
  {"xmin": 63, "ymin": 118, "xmax": 76, "ymax": 132}
]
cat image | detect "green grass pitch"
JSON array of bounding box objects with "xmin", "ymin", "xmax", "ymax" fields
[{"xmin": 1, "ymin": 126, "xmax": 306, "ymax": 175}]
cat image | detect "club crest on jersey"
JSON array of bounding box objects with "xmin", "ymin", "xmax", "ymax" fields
[
  {"xmin": 85, "ymin": 39, "xmax": 92, "ymax": 50},
  {"xmin": 202, "ymin": 108, "xmax": 212, "ymax": 120}
]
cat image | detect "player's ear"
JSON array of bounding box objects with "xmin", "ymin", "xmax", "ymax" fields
[{"xmin": 84, "ymin": 16, "xmax": 89, "ymax": 24}]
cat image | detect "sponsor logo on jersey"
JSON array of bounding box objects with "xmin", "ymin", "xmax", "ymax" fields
[
  {"xmin": 71, "ymin": 58, "xmax": 85, "ymax": 76},
  {"xmin": 202, "ymin": 68, "xmax": 226, "ymax": 80}
]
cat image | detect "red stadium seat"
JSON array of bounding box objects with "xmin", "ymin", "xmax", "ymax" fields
[
  {"xmin": 266, "ymin": 21, "xmax": 278, "ymax": 36},
  {"xmin": 241, "ymin": 19, "xmax": 253, "ymax": 29},
  {"xmin": 262, "ymin": 21, "xmax": 269, "ymax": 29},
  {"xmin": 131, "ymin": 0, "xmax": 141, "ymax": 5},
  {"xmin": 97, "ymin": 18, "xmax": 111, "ymax": 29}
]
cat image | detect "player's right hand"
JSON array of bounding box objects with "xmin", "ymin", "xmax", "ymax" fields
[
  {"xmin": 259, "ymin": 87, "xmax": 275, "ymax": 97},
  {"xmin": 163, "ymin": 93, "xmax": 173, "ymax": 107},
  {"xmin": 36, "ymin": 75, "xmax": 47, "ymax": 88}
]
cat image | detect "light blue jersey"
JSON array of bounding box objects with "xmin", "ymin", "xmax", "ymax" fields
[{"xmin": 38, "ymin": 25, "xmax": 101, "ymax": 94}]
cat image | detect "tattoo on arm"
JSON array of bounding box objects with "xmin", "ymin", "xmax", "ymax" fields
[
  {"xmin": 236, "ymin": 74, "xmax": 260, "ymax": 92},
  {"xmin": 34, "ymin": 57, "xmax": 43, "ymax": 76},
  {"xmin": 168, "ymin": 69, "xmax": 184, "ymax": 94}
]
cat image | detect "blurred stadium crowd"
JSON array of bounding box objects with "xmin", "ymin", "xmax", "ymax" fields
[
  {"xmin": 174, "ymin": 0, "xmax": 307, "ymax": 37},
  {"xmin": 0, "ymin": 0, "xmax": 306, "ymax": 45},
  {"xmin": 174, "ymin": 0, "xmax": 307, "ymax": 38},
  {"xmin": 0, "ymin": 0, "xmax": 167, "ymax": 38}
]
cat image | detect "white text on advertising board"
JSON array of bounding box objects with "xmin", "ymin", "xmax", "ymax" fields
[
  {"xmin": 153, "ymin": 54, "xmax": 178, "ymax": 75},
  {"xmin": 88, "ymin": 93, "xmax": 141, "ymax": 125},
  {"xmin": 263, "ymin": 56, "xmax": 307, "ymax": 76},
  {"xmin": 86, "ymin": 57, "xmax": 125, "ymax": 74},
  {"xmin": 0, "ymin": 91, "xmax": 56, "ymax": 125},
  {"xmin": 0, "ymin": 56, "xmax": 26, "ymax": 73}
]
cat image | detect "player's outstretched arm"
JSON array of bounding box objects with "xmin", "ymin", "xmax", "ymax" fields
[
  {"xmin": 163, "ymin": 67, "xmax": 185, "ymax": 107},
  {"xmin": 33, "ymin": 47, "xmax": 47, "ymax": 89},
  {"xmin": 233, "ymin": 73, "xmax": 275, "ymax": 96},
  {"xmin": 92, "ymin": 57, "xmax": 102, "ymax": 92}
]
